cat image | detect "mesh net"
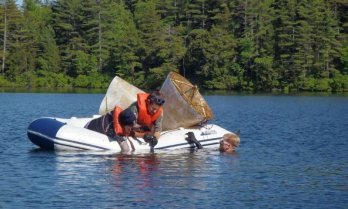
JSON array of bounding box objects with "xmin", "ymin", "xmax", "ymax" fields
[
  {"xmin": 160, "ymin": 72, "xmax": 214, "ymax": 130},
  {"xmin": 169, "ymin": 72, "xmax": 213, "ymax": 120},
  {"xmin": 99, "ymin": 72, "xmax": 214, "ymax": 131}
]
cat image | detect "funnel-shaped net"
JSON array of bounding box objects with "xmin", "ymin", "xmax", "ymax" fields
[{"xmin": 160, "ymin": 72, "xmax": 214, "ymax": 130}]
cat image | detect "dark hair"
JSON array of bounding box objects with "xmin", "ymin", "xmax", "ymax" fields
[
  {"xmin": 118, "ymin": 108, "xmax": 136, "ymax": 126},
  {"xmin": 147, "ymin": 90, "xmax": 165, "ymax": 106}
]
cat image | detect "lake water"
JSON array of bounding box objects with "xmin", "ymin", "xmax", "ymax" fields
[{"xmin": 0, "ymin": 93, "xmax": 347, "ymax": 208}]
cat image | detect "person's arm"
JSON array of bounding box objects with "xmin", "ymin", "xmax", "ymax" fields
[
  {"xmin": 153, "ymin": 131, "xmax": 161, "ymax": 140},
  {"xmin": 133, "ymin": 130, "xmax": 146, "ymax": 138},
  {"xmin": 152, "ymin": 112, "xmax": 163, "ymax": 139},
  {"xmin": 127, "ymin": 102, "xmax": 142, "ymax": 137},
  {"xmin": 132, "ymin": 128, "xmax": 159, "ymax": 139},
  {"xmin": 129, "ymin": 102, "xmax": 163, "ymax": 140}
]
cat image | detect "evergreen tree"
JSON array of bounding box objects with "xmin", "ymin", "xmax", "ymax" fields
[
  {"xmin": 293, "ymin": 0, "xmax": 314, "ymax": 84},
  {"xmin": 22, "ymin": 0, "xmax": 60, "ymax": 75},
  {"xmin": 206, "ymin": 0, "xmax": 232, "ymax": 31},
  {"xmin": 0, "ymin": 0, "xmax": 346, "ymax": 91},
  {"xmin": 134, "ymin": 0, "xmax": 164, "ymax": 88},
  {"xmin": 273, "ymin": 0, "xmax": 300, "ymax": 89},
  {"xmin": 157, "ymin": 0, "xmax": 179, "ymax": 25},
  {"xmin": 134, "ymin": 0, "xmax": 162, "ymax": 68},
  {"xmin": 0, "ymin": 0, "xmax": 23, "ymax": 79},
  {"xmin": 124, "ymin": 0, "xmax": 138, "ymax": 15},
  {"xmin": 251, "ymin": 0, "xmax": 277, "ymax": 90},
  {"xmin": 80, "ymin": 0, "xmax": 103, "ymax": 72},
  {"xmin": 202, "ymin": 26, "xmax": 238, "ymax": 90},
  {"xmin": 330, "ymin": 0, "xmax": 348, "ymax": 75},
  {"xmin": 230, "ymin": 0, "xmax": 259, "ymax": 37},
  {"xmin": 309, "ymin": 0, "xmax": 339, "ymax": 78},
  {"xmin": 184, "ymin": 28, "xmax": 208, "ymax": 80},
  {"xmin": 51, "ymin": 0, "xmax": 86, "ymax": 77},
  {"xmin": 107, "ymin": 2, "xmax": 143, "ymax": 85},
  {"xmin": 185, "ymin": 0, "xmax": 208, "ymax": 30}
]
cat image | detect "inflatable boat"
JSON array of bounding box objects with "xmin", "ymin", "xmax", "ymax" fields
[
  {"xmin": 27, "ymin": 72, "xmax": 233, "ymax": 152},
  {"xmin": 27, "ymin": 116, "xmax": 230, "ymax": 152}
]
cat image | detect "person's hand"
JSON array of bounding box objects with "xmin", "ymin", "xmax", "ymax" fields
[
  {"xmin": 143, "ymin": 134, "xmax": 158, "ymax": 147},
  {"xmin": 141, "ymin": 125, "xmax": 151, "ymax": 132}
]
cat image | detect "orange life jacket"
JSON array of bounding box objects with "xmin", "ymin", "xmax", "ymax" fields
[
  {"xmin": 137, "ymin": 93, "xmax": 163, "ymax": 128},
  {"xmin": 113, "ymin": 106, "xmax": 126, "ymax": 136}
]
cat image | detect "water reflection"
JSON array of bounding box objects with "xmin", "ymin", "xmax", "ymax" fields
[
  {"xmin": 111, "ymin": 153, "xmax": 161, "ymax": 191},
  {"xmin": 112, "ymin": 153, "xmax": 160, "ymax": 175}
]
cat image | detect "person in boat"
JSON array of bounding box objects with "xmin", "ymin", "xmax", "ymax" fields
[
  {"xmin": 127, "ymin": 90, "xmax": 165, "ymax": 147},
  {"xmin": 85, "ymin": 107, "xmax": 137, "ymax": 151},
  {"xmin": 219, "ymin": 133, "xmax": 240, "ymax": 153}
]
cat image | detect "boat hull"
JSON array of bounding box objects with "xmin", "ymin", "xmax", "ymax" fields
[{"xmin": 27, "ymin": 117, "xmax": 230, "ymax": 152}]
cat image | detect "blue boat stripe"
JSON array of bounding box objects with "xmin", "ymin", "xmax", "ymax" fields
[
  {"xmin": 52, "ymin": 141, "xmax": 89, "ymax": 150},
  {"xmin": 201, "ymin": 142, "xmax": 220, "ymax": 147},
  {"xmin": 55, "ymin": 137, "xmax": 109, "ymax": 150},
  {"xmin": 156, "ymin": 137, "xmax": 222, "ymax": 149}
]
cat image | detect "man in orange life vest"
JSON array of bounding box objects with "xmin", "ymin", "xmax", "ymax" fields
[
  {"xmin": 85, "ymin": 107, "xmax": 136, "ymax": 151},
  {"xmin": 127, "ymin": 90, "xmax": 165, "ymax": 147}
]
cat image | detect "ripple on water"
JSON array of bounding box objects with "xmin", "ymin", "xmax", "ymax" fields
[{"xmin": 1, "ymin": 94, "xmax": 348, "ymax": 208}]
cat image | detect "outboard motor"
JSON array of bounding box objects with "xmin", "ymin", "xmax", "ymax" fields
[{"xmin": 185, "ymin": 132, "xmax": 203, "ymax": 149}]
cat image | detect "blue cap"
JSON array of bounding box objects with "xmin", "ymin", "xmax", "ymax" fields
[{"xmin": 118, "ymin": 108, "xmax": 136, "ymax": 126}]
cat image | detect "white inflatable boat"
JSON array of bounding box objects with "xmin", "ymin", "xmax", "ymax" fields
[
  {"xmin": 27, "ymin": 116, "xmax": 230, "ymax": 152},
  {"xmin": 27, "ymin": 72, "xmax": 233, "ymax": 152}
]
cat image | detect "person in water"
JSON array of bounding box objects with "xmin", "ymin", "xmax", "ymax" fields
[
  {"xmin": 127, "ymin": 90, "xmax": 165, "ymax": 147},
  {"xmin": 85, "ymin": 107, "xmax": 136, "ymax": 152},
  {"xmin": 219, "ymin": 133, "xmax": 240, "ymax": 153},
  {"xmin": 185, "ymin": 132, "xmax": 240, "ymax": 153}
]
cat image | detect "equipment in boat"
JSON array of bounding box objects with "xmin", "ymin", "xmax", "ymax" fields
[{"xmin": 27, "ymin": 71, "xmax": 232, "ymax": 152}]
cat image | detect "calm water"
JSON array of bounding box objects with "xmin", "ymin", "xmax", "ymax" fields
[{"xmin": 0, "ymin": 93, "xmax": 347, "ymax": 208}]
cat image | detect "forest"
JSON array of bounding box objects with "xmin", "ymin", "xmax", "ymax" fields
[{"xmin": 0, "ymin": 0, "xmax": 347, "ymax": 92}]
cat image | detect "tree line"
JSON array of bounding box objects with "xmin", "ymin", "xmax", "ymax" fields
[{"xmin": 0, "ymin": 0, "xmax": 347, "ymax": 92}]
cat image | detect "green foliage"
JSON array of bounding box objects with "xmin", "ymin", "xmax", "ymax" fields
[
  {"xmin": 134, "ymin": 0, "xmax": 163, "ymax": 67},
  {"xmin": 200, "ymin": 26, "xmax": 239, "ymax": 90},
  {"xmin": 0, "ymin": 75, "xmax": 12, "ymax": 86},
  {"xmin": 0, "ymin": 0, "xmax": 347, "ymax": 92},
  {"xmin": 74, "ymin": 50, "xmax": 97, "ymax": 75},
  {"xmin": 184, "ymin": 29, "xmax": 209, "ymax": 78},
  {"xmin": 338, "ymin": 42, "xmax": 348, "ymax": 74},
  {"xmin": 252, "ymin": 56, "xmax": 278, "ymax": 90},
  {"xmin": 22, "ymin": 0, "xmax": 61, "ymax": 74},
  {"xmin": 74, "ymin": 73, "xmax": 108, "ymax": 88},
  {"xmin": 330, "ymin": 72, "xmax": 348, "ymax": 92},
  {"xmin": 302, "ymin": 77, "xmax": 332, "ymax": 92},
  {"xmin": 51, "ymin": 0, "xmax": 86, "ymax": 76},
  {"xmin": 11, "ymin": 70, "xmax": 71, "ymax": 88},
  {"xmin": 146, "ymin": 64, "xmax": 173, "ymax": 89},
  {"xmin": 108, "ymin": 2, "xmax": 143, "ymax": 83}
]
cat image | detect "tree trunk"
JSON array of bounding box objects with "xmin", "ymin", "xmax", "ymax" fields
[
  {"xmin": 2, "ymin": 3, "xmax": 7, "ymax": 75},
  {"xmin": 97, "ymin": 0, "xmax": 102, "ymax": 71}
]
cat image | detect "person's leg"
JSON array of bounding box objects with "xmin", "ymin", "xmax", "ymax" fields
[
  {"xmin": 85, "ymin": 117, "xmax": 103, "ymax": 132},
  {"xmin": 114, "ymin": 136, "xmax": 132, "ymax": 153},
  {"xmin": 118, "ymin": 140, "xmax": 130, "ymax": 153}
]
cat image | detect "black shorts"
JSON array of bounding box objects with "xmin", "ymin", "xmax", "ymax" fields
[{"xmin": 85, "ymin": 112, "xmax": 114, "ymax": 137}]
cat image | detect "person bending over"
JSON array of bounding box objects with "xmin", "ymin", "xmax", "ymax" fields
[
  {"xmin": 85, "ymin": 107, "xmax": 136, "ymax": 152},
  {"xmin": 127, "ymin": 90, "xmax": 165, "ymax": 146}
]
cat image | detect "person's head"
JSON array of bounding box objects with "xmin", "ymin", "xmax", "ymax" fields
[
  {"xmin": 219, "ymin": 133, "xmax": 240, "ymax": 153},
  {"xmin": 146, "ymin": 90, "xmax": 165, "ymax": 115},
  {"xmin": 119, "ymin": 108, "xmax": 136, "ymax": 135}
]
